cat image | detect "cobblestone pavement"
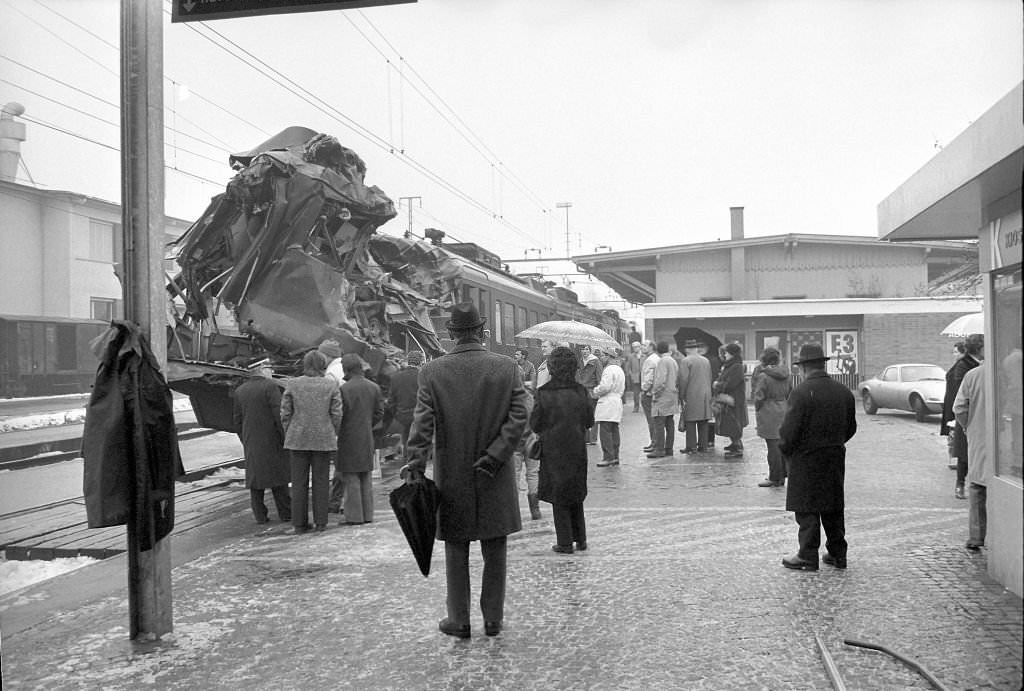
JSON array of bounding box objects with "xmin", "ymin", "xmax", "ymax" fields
[{"xmin": 3, "ymin": 407, "xmax": 1022, "ymax": 690}]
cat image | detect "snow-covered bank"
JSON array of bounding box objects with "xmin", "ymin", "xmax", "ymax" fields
[{"xmin": 0, "ymin": 398, "xmax": 193, "ymax": 434}]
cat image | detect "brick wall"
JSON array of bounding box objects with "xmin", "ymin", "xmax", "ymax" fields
[{"xmin": 862, "ymin": 312, "xmax": 966, "ymax": 378}]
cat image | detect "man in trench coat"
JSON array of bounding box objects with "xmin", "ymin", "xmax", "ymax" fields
[
  {"xmin": 403, "ymin": 302, "xmax": 529, "ymax": 638},
  {"xmin": 779, "ymin": 344, "xmax": 857, "ymax": 571},
  {"xmin": 336, "ymin": 353, "xmax": 384, "ymax": 525},
  {"xmin": 233, "ymin": 364, "xmax": 292, "ymax": 524}
]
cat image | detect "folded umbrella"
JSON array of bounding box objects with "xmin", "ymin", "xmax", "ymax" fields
[{"xmin": 389, "ymin": 476, "xmax": 440, "ymax": 577}]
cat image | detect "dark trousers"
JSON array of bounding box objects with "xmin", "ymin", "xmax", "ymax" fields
[
  {"xmin": 954, "ymin": 423, "xmax": 969, "ymax": 487},
  {"xmin": 552, "ymin": 502, "xmax": 587, "ymax": 547},
  {"xmin": 630, "ymin": 384, "xmax": 641, "ymax": 411},
  {"xmin": 290, "ymin": 450, "xmax": 331, "ymax": 529},
  {"xmin": 765, "ymin": 438, "xmax": 786, "ymax": 483},
  {"xmin": 684, "ymin": 419, "xmax": 709, "ymax": 450},
  {"xmin": 249, "ymin": 486, "xmax": 291, "ymax": 523},
  {"xmin": 795, "ymin": 511, "xmax": 847, "ymax": 562},
  {"xmin": 445, "ymin": 537, "xmax": 507, "ymax": 625},
  {"xmin": 641, "ymin": 393, "xmax": 655, "ymax": 444},
  {"xmin": 341, "ymin": 470, "xmax": 374, "ymax": 523},
  {"xmin": 598, "ymin": 421, "xmax": 620, "ymax": 461},
  {"xmin": 396, "ymin": 414, "xmax": 414, "ymax": 460},
  {"xmin": 651, "ymin": 415, "xmax": 675, "ymax": 455}
]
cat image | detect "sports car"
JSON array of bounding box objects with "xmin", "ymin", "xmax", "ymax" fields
[{"xmin": 859, "ymin": 363, "xmax": 946, "ymax": 421}]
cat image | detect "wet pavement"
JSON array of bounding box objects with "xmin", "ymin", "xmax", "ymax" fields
[{"xmin": 2, "ymin": 406, "xmax": 1021, "ymax": 690}]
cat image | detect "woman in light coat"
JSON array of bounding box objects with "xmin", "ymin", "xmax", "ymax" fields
[
  {"xmin": 592, "ymin": 348, "xmax": 626, "ymax": 466},
  {"xmin": 752, "ymin": 347, "xmax": 791, "ymax": 487}
]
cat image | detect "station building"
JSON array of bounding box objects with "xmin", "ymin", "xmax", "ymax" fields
[
  {"xmin": 573, "ymin": 209, "xmax": 980, "ymax": 388},
  {"xmin": 878, "ymin": 82, "xmax": 1022, "ymax": 596}
]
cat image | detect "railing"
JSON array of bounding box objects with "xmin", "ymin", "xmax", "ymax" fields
[{"xmin": 788, "ymin": 372, "xmax": 860, "ymax": 390}]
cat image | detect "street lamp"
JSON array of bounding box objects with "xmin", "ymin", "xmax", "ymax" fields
[{"xmin": 555, "ymin": 201, "xmax": 572, "ymax": 259}]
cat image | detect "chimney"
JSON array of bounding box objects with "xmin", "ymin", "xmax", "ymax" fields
[
  {"xmin": 0, "ymin": 103, "xmax": 27, "ymax": 183},
  {"xmin": 729, "ymin": 206, "xmax": 744, "ymax": 241}
]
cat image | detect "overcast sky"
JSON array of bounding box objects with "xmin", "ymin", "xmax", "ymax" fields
[{"xmin": 2, "ymin": 0, "xmax": 1021, "ymax": 265}]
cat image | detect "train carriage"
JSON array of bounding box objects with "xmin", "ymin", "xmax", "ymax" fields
[{"xmin": 0, "ymin": 315, "xmax": 107, "ymax": 397}]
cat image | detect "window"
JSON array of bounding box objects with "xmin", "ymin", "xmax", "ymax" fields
[
  {"xmin": 881, "ymin": 367, "xmax": 898, "ymax": 382},
  {"xmin": 89, "ymin": 220, "xmax": 115, "ymax": 262},
  {"xmin": 56, "ymin": 324, "xmax": 77, "ymax": 370},
  {"xmin": 493, "ymin": 300, "xmax": 503, "ymax": 344},
  {"xmin": 993, "ymin": 264, "xmax": 1022, "ymax": 479},
  {"xmin": 91, "ymin": 298, "xmax": 116, "ymax": 322},
  {"xmin": 516, "ymin": 306, "xmax": 527, "ymax": 343}
]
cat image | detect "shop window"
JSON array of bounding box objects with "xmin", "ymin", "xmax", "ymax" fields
[{"xmin": 993, "ymin": 265, "xmax": 1022, "ymax": 480}]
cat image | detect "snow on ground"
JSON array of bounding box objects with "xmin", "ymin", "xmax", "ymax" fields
[
  {"xmin": 0, "ymin": 398, "xmax": 193, "ymax": 434},
  {"xmin": 0, "ymin": 555, "xmax": 99, "ymax": 597}
]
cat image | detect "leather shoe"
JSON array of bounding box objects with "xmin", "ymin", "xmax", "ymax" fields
[
  {"xmin": 438, "ymin": 618, "xmax": 471, "ymax": 638},
  {"xmin": 678, "ymin": 447, "xmax": 698, "ymax": 454},
  {"xmin": 822, "ymin": 553, "xmax": 847, "ymax": 569},
  {"xmin": 643, "ymin": 445, "xmax": 655, "ymax": 451},
  {"xmin": 724, "ymin": 450, "xmax": 744, "ymax": 459},
  {"xmin": 965, "ymin": 542, "xmax": 983, "ymax": 552},
  {"xmin": 758, "ymin": 479, "xmax": 783, "ymax": 487},
  {"xmin": 645, "ymin": 451, "xmax": 665, "ymax": 458},
  {"xmin": 552, "ymin": 544, "xmax": 574, "ymax": 554},
  {"xmin": 782, "ymin": 554, "xmax": 819, "ymax": 571},
  {"xmin": 484, "ymin": 620, "xmax": 502, "ymax": 636},
  {"xmin": 575, "ymin": 541, "xmax": 588, "ymax": 552},
  {"xmin": 596, "ymin": 459, "xmax": 619, "ymax": 467}
]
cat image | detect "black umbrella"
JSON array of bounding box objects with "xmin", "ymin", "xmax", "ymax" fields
[
  {"xmin": 673, "ymin": 327, "xmax": 724, "ymax": 374},
  {"xmin": 389, "ymin": 476, "xmax": 440, "ymax": 577}
]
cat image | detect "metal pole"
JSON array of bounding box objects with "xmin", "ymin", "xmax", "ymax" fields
[{"xmin": 121, "ymin": 0, "xmax": 172, "ymax": 639}]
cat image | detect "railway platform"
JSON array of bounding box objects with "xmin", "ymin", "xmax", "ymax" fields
[{"xmin": 1, "ymin": 406, "xmax": 1022, "ymax": 690}]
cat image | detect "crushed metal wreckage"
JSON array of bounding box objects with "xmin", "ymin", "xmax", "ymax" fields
[{"xmin": 166, "ymin": 127, "xmax": 461, "ymax": 432}]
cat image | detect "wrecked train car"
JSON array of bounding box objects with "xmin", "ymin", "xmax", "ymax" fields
[{"xmin": 166, "ymin": 128, "xmax": 459, "ymax": 431}]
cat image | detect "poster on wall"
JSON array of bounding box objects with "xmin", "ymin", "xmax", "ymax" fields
[{"xmin": 825, "ymin": 330, "xmax": 858, "ymax": 377}]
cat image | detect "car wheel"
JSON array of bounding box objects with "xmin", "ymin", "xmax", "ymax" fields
[
  {"xmin": 911, "ymin": 395, "xmax": 928, "ymax": 422},
  {"xmin": 862, "ymin": 391, "xmax": 878, "ymax": 414}
]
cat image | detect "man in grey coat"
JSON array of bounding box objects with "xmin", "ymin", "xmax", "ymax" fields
[
  {"xmin": 402, "ymin": 302, "xmax": 530, "ymax": 638},
  {"xmin": 677, "ymin": 339, "xmax": 713, "ymax": 454},
  {"xmin": 779, "ymin": 344, "xmax": 857, "ymax": 571}
]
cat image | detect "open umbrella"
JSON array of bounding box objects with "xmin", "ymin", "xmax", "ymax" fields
[
  {"xmin": 389, "ymin": 476, "xmax": 440, "ymax": 577},
  {"xmin": 941, "ymin": 312, "xmax": 984, "ymax": 337},
  {"xmin": 516, "ymin": 320, "xmax": 621, "ymax": 350},
  {"xmin": 673, "ymin": 327, "xmax": 724, "ymax": 374}
]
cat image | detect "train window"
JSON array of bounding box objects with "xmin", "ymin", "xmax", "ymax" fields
[
  {"xmin": 503, "ymin": 303, "xmax": 515, "ymax": 344},
  {"xmin": 493, "ymin": 300, "xmax": 503, "ymax": 344},
  {"xmin": 516, "ymin": 306, "xmax": 527, "ymax": 343},
  {"xmin": 56, "ymin": 324, "xmax": 77, "ymax": 370},
  {"xmin": 463, "ymin": 284, "xmax": 479, "ymax": 308}
]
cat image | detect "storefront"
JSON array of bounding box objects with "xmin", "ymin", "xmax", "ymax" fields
[{"xmin": 878, "ymin": 82, "xmax": 1023, "ymax": 596}]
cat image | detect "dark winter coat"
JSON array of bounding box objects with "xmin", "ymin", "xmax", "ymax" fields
[
  {"xmin": 530, "ymin": 380, "xmax": 594, "ymax": 506},
  {"xmin": 83, "ymin": 320, "xmax": 184, "ymax": 551},
  {"xmin": 233, "ymin": 376, "xmax": 290, "ymax": 489},
  {"xmin": 337, "ymin": 373, "xmax": 383, "ymax": 473},
  {"xmin": 388, "ymin": 365, "xmax": 420, "ymax": 424},
  {"xmin": 577, "ymin": 355, "xmax": 603, "ymax": 391},
  {"xmin": 405, "ymin": 342, "xmax": 529, "ymax": 542},
  {"xmin": 941, "ymin": 354, "xmax": 979, "ymax": 459},
  {"xmin": 752, "ymin": 364, "xmax": 791, "ymax": 439},
  {"xmin": 714, "ymin": 358, "xmax": 748, "ymax": 438},
  {"xmin": 779, "ymin": 370, "xmax": 857, "ymax": 513}
]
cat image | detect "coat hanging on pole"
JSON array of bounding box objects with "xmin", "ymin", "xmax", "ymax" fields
[{"xmin": 83, "ymin": 320, "xmax": 184, "ymax": 551}]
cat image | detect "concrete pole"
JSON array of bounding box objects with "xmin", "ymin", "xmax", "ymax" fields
[{"xmin": 120, "ymin": 0, "xmax": 172, "ymax": 639}]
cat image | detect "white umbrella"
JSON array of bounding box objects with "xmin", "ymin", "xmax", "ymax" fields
[
  {"xmin": 941, "ymin": 312, "xmax": 984, "ymax": 337},
  {"xmin": 516, "ymin": 320, "xmax": 621, "ymax": 350}
]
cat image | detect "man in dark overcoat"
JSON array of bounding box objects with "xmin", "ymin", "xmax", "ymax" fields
[
  {"xmin": 387, "ymin": 350, "xmax": 423, "ymax": 461},
  {"xmin": 233, "ymin": 365, "xmax": 292, "ymax": 524},
  {"xmin": 403, "ymin": 302, "xmax": 529, "ymax": 639},
  {"xmin": 779, "ymin": 344, "xmax": 857, "ymax": 571},
  {"xmin": 337, "ymin": 353, "xmax": 384, "ymax": 525},
  {"xmin": 940, "ymin": 333, "xmax": 983, "ymax": 499}
]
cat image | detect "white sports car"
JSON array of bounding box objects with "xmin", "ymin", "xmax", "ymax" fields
[{"xmin": 859, "ymin": 363, "xmax": 946, "ymax": 422}]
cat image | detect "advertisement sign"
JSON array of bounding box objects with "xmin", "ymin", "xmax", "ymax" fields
[{"xmin": 825, "ymin": 330, "xmax": 858, "ymax": 377}]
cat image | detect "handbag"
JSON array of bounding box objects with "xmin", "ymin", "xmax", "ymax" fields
[
  {"xmin": 525, "ymin": 432, "xmax": 542, "ymax": 460},
  {"xmin": 714, "ymin": 392, "xmax": 735, "ymax": 407}
]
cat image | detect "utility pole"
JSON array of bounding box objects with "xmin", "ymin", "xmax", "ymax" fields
[
  {"xmin": 398, "ymin": 196, "xmax": 421, "ymax": 238},
  {"xmin": 556, "ymin": 201, "xmax": 572, "ymax": 259},
  {"xmin": 121, "ymin": 0, "xmax": 172, "ymax": 639}
]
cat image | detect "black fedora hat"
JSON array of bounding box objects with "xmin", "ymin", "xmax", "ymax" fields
[
  {"xmin": 445, "ymin": 301, "xmax": 486, "ymax": 330},
  {"xmin": 793, "ymin": 343, "xmax": 830, "ymax": 364}
]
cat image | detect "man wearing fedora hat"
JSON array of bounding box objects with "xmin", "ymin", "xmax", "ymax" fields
[
  {"xmin": 677, "ymin": 339, "xmax": 713, "ymax": 454},
  {"xmin": 778, "ymin": 343, "xmax": 857, "ymax": 571},
  {"xmin": 402, "ymin": 301, "xmax": 529, "ymax": 638}
]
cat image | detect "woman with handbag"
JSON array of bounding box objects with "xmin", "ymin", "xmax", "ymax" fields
[
  {"xmin": 531, "ymin": 346, "xmax": 595, "ymax": 554},
  {"xmin": 713, "ymin": 342, "xmax": 748, "ymax": 459}
]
